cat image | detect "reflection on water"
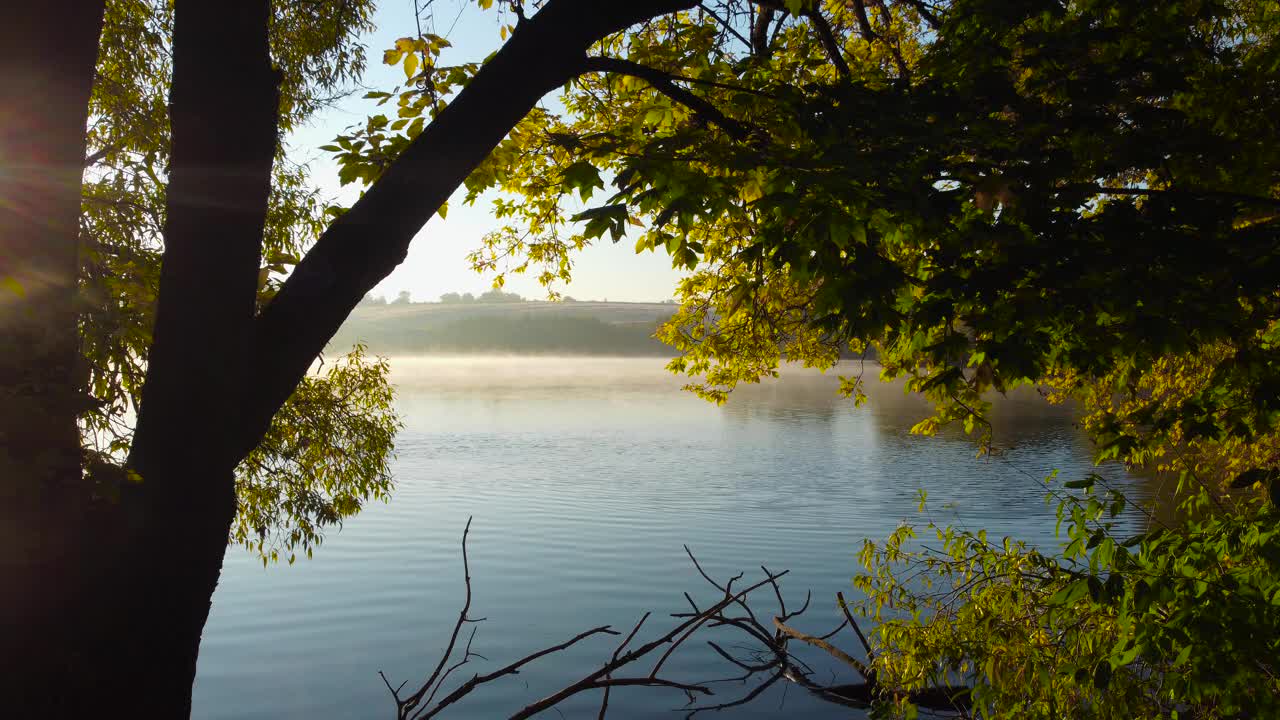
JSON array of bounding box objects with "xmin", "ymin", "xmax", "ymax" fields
[{"xmin": 194, "ymin": 357, "xmax": 1147, "ymax": 719}]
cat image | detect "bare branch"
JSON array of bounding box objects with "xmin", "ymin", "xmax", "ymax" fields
[
  {"xmin": 390, "ymin": 532, "xmax": 926, "ymax": 719},
  {"xmin": 598, "ymin": 612, "xmax": 651, "ymax": 719},
  {"xmin": 686, "ymin": 670, "xmax": 785, "ymax": 718},
  {"xmin": 836, "ymin": 591, "xmax": 875, "ymax": 662},
  {"xmin": 398, "ymin": 517, "xmax": 477, "ymax": 716},
  {"xmin": 698, "ymin": 3, "xmax": 751, "ymax": 50},
  {"xmin": 420, "ymin": 625, "xmax": 621, "ymax": 720},
  {"xmin": 774, "ymin": 618, "xmax": 873, "ymax": 680}
]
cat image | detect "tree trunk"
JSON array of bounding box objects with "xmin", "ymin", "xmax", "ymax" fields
[
  {"xmin": 2, "ymin": 1, "xmax": 253, "ymax": 715},
  {"xmin": 0, "ymin": 2, "xmax": 104, "ymax": 494},
  {"xmin": 4, "ymin": 466, "xmax": 236, "ymax": 715},
  {"xmin": 2, "ymin": 1, "xmax": 705, "ymax": 716}
]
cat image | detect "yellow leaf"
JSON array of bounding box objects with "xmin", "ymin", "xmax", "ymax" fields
[{"xmin": 1, "ymin": 276, "xmax": 24, "ymax": 298}]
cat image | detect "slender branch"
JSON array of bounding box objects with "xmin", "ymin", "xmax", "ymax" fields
[
  {"xmin": 706, "ymin": 641, "xmax": 777, "ymax": 673},
  {"xmin": 511, "ymin": 569, "xmax": 790, "ymax": 719},
  {"xmin": 399, "ymin": 517, "xmax": 476, "ymax": 715},
  {"xmin": 419, "ymin": 625, "xmax": 621, "ymax": 720},
  {"xmin": 774, "ymin": 618, "xmax": 873, "ymax": 680},
  {"xmin": 699, "ymin": 3, "xmax": 751, "ymax": 50},
  {"xmin": 391, "ymin": 538, "xmax": 902, "ymax": 718},
  {"xmin": 598, "ymin": 613, "xmax": 651, "ymax": 719},
  {"xmin": 871, "ymin": 1, "xmax": 912, "ymax": 80},
  {"xmin": 836, "ymin": 591, "xmax": 874, "ymax": 662},
  {"xmin": 422, "ymin": 627, "xmax": 484, "ymax": 712},
  {"xmin": 816, "ymin": 617, "xmax": 848, "ymax": 641},
  {"xmin": 581, "ymin": 56, "xmax": 749, "ymax": 140},
  {"xmin": 686, "ymin": 670, "xmax": 785, "ymax": 718},
  {"xmin": 899, "ymin": 0, "xmax": 941, "ymax": 29},
  {"xmin": 379, "ymin": 670, "xmax": 405, "ymax": 704},
  {"xmin": 803, "ymin": 8, "xmax": 853, "ymax": 83}
]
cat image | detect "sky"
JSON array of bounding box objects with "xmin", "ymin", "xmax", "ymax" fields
[{"xmin": 287, "ymin": 0, "xmax": 685, "ymax": 303}]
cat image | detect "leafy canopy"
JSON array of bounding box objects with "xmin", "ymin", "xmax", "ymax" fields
[{"xmin": 335, "ymin": 0, "xmax": 1280, "ymax": 715}]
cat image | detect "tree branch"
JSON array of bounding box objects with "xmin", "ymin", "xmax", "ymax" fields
[
  {"xmin": 803, "ymin": 7, "xmax": 853, "ymax": 83},
  {"xmin": 850, "ymin": 0, "xmax": 878, "ymax": 40},
  {"xmin": 235, "ymin": 0, "xmax": 701, "ymax": 463},
  {"xmin": 899, "ymin": 0, "xmax": 941, "ymax": 29},
  {"xmin": 750, "ymin": 6, "xmax": 776, "ymax": 58},
  {"xmin": 836, "ymin": 591, "xmax": 874, "ymax": 662},
  {"xmin": 581, "ymin": 56, "xmax": 749, "ymax": 141},
  {"xmin": 417, "ymin": 625, "xmax": 621, "ymax": 720},
  {"xmin": 698, "ymin": 3, "xmax": 751, "ymax": 51},
  {"xmin": 387, "ymin": 534, "xmax": 955, "ymax": 718},
  {"xmin": 774, "ymin": 618, "xmax": 873, "ymax": 680},
  {"xmin": 398, "ymin": 517, "xmax": 477, "ymax": 715}
]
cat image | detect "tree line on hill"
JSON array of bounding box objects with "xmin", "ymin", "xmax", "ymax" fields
[{"xmin": 359, "ymin": 289, "xmax": 528, "ymax": 305}]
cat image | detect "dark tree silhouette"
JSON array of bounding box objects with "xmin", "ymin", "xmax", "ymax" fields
[{"xmin": 0, "ymin": 1, "xmax": 698, "ymax": 715}]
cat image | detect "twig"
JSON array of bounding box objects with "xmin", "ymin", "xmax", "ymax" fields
[
  {"xmin": 418, "ymin": 625, "xmax": 621, "ymax": 720},
  {"xmin": 706, "ymin": 641, "xmax": 776, "ymax": 673},
  {"xmin": 836, "ymin": 591, "xmax": 875, "ymax": 662},
  {"xmin": 698, "ymin": 3, "xmax": 751, "ymax": 50},
  {"xmin": 398, "ymin": 517, "xmax": 477, "ymax": 716},
  {"xmin": 686, "ymin": 670, "xmax": 785, "ymax": 718},
  {"xmin": 598, "ymin": 612, "xmax": 651, "ymax": 719}
]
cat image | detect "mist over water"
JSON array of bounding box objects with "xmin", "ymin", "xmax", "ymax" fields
[{"xmin": 194, "ymin": 356, "xmax": 1147, "ymax": 719}]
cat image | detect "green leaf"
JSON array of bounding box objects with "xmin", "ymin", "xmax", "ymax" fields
[
  {"xmin": 1049, "ymin": 579, "xmax": 1089, "ymax": 608},
  {"xmin": 561, "ymin": 160, "xmax": 604, "ymax": 201}
]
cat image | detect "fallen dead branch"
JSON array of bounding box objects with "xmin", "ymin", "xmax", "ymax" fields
[{"xmin": 380, "ymin": 519, "xmax": 973, "ymax": 719}]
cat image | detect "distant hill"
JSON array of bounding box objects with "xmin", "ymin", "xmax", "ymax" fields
[{"xmin": 328, "ymin": 301, "xmax": 680, "ymax": 356}]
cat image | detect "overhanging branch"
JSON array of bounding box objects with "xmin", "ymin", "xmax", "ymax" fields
[
  {"xmin": 582, "ymin": 56, "xmax": 750, "ymax": 141},
  {"xmin": 235, "ymin": 0, "xmax": 702, "ymax": 462}
]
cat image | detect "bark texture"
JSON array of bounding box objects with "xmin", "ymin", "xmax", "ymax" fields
[{"xmin": 1, "ymin": 0, "xmax": 108, "ymax": 712}]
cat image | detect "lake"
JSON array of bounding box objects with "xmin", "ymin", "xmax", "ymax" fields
[{"xmin": 193, "ymin": 356, "xmax": 1150, "ymax": 719}]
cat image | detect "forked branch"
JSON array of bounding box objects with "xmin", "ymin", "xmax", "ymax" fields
[{"xmin": 384, "ymin": 523, "xmax": 968, "ymax": 718}]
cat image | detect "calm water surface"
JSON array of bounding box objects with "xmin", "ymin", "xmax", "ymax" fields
[{"xmin": 194, "ymin": 357, "xmax": 1149, "ymax": 719}]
